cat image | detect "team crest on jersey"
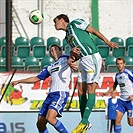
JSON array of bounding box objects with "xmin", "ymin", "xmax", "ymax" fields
[
  {"xmin": 67, "ymin": 34, "xmax": 74, "ymax": 44},
  {"xmin": 52, "ymin": 102, "xmax": 57, "ymax": 106}
]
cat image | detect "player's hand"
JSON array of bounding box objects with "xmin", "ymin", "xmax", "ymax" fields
[
  {"xmin": 10, "ymin": 81, "xmax": 19, "ymax": 87},
  {"xmin": 102, "ymin": 92, "xmax": 106, "ymax": 97},
  {"xmin": 107, "ymin": 41, "xmax": 119, "ymax": 49},
  {"xmin": 68, "ymin": 58, "xmax": 78, "ymax": 71},
  {"xmin": 128, "ymin": 95, "xmax": 133, "ymax": 101},
  {"xmin": 70, "ymin": 47, "xmax": 81, "ymax": 62},
  {"xmin": 71, "ymin": 46, "xmax": 80, "ymax": 55}
]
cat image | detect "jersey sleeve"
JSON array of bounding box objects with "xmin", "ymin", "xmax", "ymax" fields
[
  {"xmin": 128, "ymin": 70, "xmax": 133, "ymax": 82},
  {"xmin": 71, "ymin": 18, "xmax": 90, "ymax": 30},
  {"xmin": 59, "ymin": 54, "xmax": 69, "ymax": 59},
  {"xmin": 37, "ymin": 66, "xmax": 50, "ymax": 80},
  {"xmin": 113, "ymin": 74, "xmax": 118, "ymax": 87},
  {"xmin": 124, "ymin": 69, "xmax": 133, "ymax": 82}
]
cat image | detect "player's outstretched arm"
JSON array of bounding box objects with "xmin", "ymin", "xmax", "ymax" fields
[
  {"xmin": 102, "ymin": 87, "xmax": 115, "ymax": 96},
  {"xmin": 86, "ymin": 26, "xmax": 119, "ymax": 49},
  {"xmin": 10, "ymin": 76, "xmax": 40, "ymax": 86}
]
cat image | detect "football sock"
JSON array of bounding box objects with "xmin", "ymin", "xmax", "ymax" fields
[
  {"xmin": 81, "ymin": 93, "xmax": 95, "ymax": 124},
  {"xmin": 53, "ymin": 120, "xmax": 68, "ymax": 133},
  {"xmin": 39, "ymin": 128, "xmax": 49, "ymax": 133},
  {"xmin": 79, "ymin": 95, "xmax": 87, "ymax": 118},
  {"xmin": 115, "ymin": 125, "xmax": 122, "ymax": 133}
]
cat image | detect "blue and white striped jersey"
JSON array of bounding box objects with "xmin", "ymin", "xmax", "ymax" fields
[
  {"xmin": 37, "ymin": 55, "xmax": 72, "ymax": 93},
  {"xmin": 114, "ymin": 68, "xmax": 133, "ymax": 100}
]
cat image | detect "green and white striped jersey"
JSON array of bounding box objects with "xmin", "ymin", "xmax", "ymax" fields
[{"xmin": 65, "ymin": 18, "xmax": 99, "ymax": 57}]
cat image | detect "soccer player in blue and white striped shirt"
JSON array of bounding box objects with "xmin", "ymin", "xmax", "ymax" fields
[
  {"xmin": 11, "ymin": 44, "xmax": 73, "ymax": 133},
  {"xmin": 103, "ymin": 57, "xmax": 133, "ymax": 133}
]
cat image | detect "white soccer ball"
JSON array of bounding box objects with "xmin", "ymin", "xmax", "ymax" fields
[{"xmin": 29, "ymin": 9, "xmax": 44, "ymax": 25}]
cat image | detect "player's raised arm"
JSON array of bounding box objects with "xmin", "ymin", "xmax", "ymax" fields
[{"xmin": 86, "ymin": 25, "xmax": 119, "ymax": 49}]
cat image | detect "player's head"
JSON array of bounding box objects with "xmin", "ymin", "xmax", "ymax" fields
[
  {"xmin": 50, "ymin": 44, "xmax": 62, "ymax": 60},
  {"xmin": 116, "ymin": 57, "xmax": 126, "ymax": 72},
  {"xmin": 53, "ymin": 14, "xmax": 69, "ymax": 31}
]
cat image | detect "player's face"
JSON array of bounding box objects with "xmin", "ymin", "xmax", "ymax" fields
[
  {"xmin": 54, "ymin": 18, "xmax": 64, "ymax": 30},
  {"xmin": 50, "ymin": 46, "xmax": 61, "ymax": 60},
  {"xmin": 116, "ymin": 60, "xmax": 125, "ymax": 72}
]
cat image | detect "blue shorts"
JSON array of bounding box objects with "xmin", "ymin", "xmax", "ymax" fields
[
  {"xmin": 116, "ymin": 99, "xmax": 132, "ymax": 117},
  {"xmin": 38, "ymin": 91, "xmax": 68, "ymax": 117}
]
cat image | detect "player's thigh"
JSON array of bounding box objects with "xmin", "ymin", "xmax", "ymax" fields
[
  {"xmin": 78, "ymin": 64, "xmax": 87, "ymax": 83},
  {"xmin": 115, "ymin": 99, "xmax": 126, "ymax": 124},
  {"xmin": 116, "ymin": 111, "xmax": 124, "ymax": 124},
  {"xmin": 87, "ymin": 82, "xmax": 98, "ymax": 93},
  {"xmin": 38, "ymin": 95, "xmax": 51, "ymax": 117},
  {"xmin": 78, "ymin": 53, "xmax": 102, "ymax": 84},
  {"xmin": 78, "ymin": 56, "xmax": 94, "ymax": 83},
  {"xmin": 126, "ymin": 100, "xmax": 133, "ymax": 126},
  {"xmin": 78, "ymin": 82, "xmax": 87, "ymax": 95},
  {"xmin": 86, "ymin": 53, "xmax": 102, "ymax": 84},
  {"xmin": 128, "ymin": 101, "xmax": 133, "ymax": 126},
  {"xmin": 49, "ymin": 92, "xmax": 68, "ymax": 117},
  {"xmin": 46, "ymin": 109, "xmax": 58, "ymax": 125}
]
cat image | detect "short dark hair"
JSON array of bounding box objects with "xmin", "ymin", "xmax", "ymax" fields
[
  {"xmin": 116, "ymin": 57, "xmax": 125, "ymax": 64},
  {"xmin": 53, "ymin": 14, "xmax": 69, "ymax": 23},
  {"xmin": 50, "ymin": 44, "xmax": 62, "ymax": 51}
]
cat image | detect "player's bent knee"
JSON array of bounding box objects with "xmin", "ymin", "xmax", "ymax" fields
[
  {"xmin": 46, "ymin": 115, "xmax": 56, "ymax": 125},
  {"xmin": 46, "ymin": 114, "xmax": 52, "ymax": 122},
  {"xmin": 46, "ymin": 116, "xmax": 52, "ymax": 124},
  {"xmin": 115, "ymin": 118, "xmax": 121, "ymax": 125},
  {"xmin": 78, "ymin": 90, "xmax": 85, "ymax": 95},
  {"xmin": 36, "ymin": 120, "xmax": 46, "ymax": 131}
]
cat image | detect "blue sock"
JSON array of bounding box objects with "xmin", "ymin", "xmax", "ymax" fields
[
  {"xmin": 115, "ymin": 125, "xmax": 122, "ymax": 133},
  {"xmin": 53, "ymin": 120, "xmax": 68, "ymax": 133},
  {"xmin": 39, "ymin": 128, "xmax": 49, "ymax": 133}
]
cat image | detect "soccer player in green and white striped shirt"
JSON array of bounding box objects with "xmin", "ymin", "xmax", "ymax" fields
[{"xmin": 53, "ymin": 14, "xmax": 118, "ymax": 133}]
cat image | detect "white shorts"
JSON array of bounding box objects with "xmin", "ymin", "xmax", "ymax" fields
[{"xmin": 78, "ymin": 52, "xmax": 102, "ymax": 84}]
